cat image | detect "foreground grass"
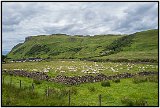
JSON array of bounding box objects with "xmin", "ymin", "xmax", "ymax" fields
[{"xmin": 2, "ymin": 74, "xmax": 158, "ymax": 106}]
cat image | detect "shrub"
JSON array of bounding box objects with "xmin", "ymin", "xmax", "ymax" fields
[
  {"xmin": 135, "ymin": 98, "xmax": 148, "ymax": 106},
  {"xmin": 112, "ymin": 79, "xmax": 120, "ymax": 83},
  {"xmin": 132, "ymin": 76, "xmax": 147, "ymax": 84},
  {"xmin": 121, "ymin": 97, "xmax": 134, "ymax": 106},
  {"xmin": 33, "ymin": 80, "xmax": 42, "ymax": 85},
  {"xmin": 101, "ymin": 81, "xmax": 110, "ymax": 87},
  {"xmin": 88, "ymin": 86, "xmax": 96, "ymax": 92},
  {"xmin": 121, "ymin": 97, "xmax": 147, "ymax": 106}
]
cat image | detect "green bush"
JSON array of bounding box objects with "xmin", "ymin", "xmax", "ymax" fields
[
  {"xmin": 33, "ymin": 80, "xmax": 42, "ymax": 85},
  {"xmin": 135, "ymin": 99, "xmax": 148, "ymax": 106},
  {"xmin": 121, "ymin": 97, "xmax": 147, "ymax": 106},
  {"xmin": 112, "ymin": 79, "xmax": 120, "ymax": 83},
  {"xmin": 121, "ymin": 97, "xmax": 134, "ymax": 106},
  {"xmin": 101, "ymin": 81, "xmax": 110, "ymax": 87},
  {"xmin": 88, "ymin": 86, "xmax": 96, "ymax": 92},
  {"xmin": 132, "ymin": 76, "xmax": 147, "ymax": 84}
]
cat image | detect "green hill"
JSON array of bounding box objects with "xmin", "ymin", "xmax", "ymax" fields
[
  {"xmin": 7, "ymin": 29, "xmax": 158, "ymax": 62},
  {"xmin": 91, "ymin": 29, "xmax": 158, "ymax": 62},
  {"xmin": 7, "ymin": 34, "xmax": 123, "ymax": 59}
]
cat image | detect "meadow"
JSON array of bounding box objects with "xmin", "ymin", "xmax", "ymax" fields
[
  {"xmin": 2, "ymin": 60, "xmax": 158, "ymax": 77},
  {"xmin": 2, "ymin": 60, "xmax": 158, "ymax": 106},
  {"xmin": 2, "ymin": 72, "xmax": 158, "ymax": 106}
]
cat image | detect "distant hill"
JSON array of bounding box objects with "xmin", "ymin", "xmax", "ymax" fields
[{"xmin": 7, "ymin": 29, "xmax": 158, "ymax": 63}]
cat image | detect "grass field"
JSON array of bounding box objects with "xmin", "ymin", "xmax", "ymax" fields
[
  {"xmin": 2, "ymin": 60, "xmax": 158, "ymax": 77},
  {"xmin": 2, "ymin": 60, "xmax": 158, "ymax": 106},
  {"xmin": 2, "ymin": 74, "xmax": 158, "ymax": 106}
]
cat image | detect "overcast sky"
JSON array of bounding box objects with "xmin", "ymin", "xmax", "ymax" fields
[{"xmin": 2, "ymin": 2, "xmax": 158, "ymax": 54}]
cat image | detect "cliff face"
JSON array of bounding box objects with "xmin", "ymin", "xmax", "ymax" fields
[{"xmin": 25, "ymin": 36, "xmax": 33, "ymax": 42}]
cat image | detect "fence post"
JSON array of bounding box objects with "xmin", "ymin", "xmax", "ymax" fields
[
  {"xmin": 19, "ymin": 80, "xmax": 22, "ymax": 88},
  {"xmin": 99, "ymin": 94, "xmax": 101, "ymax": 106},
  {"xmin": 32, "ymin": 83, "xmax": 34, "ymax": 92},
  {"xmin": 68, "ymin": 90, "xmax": 71, "ymax": 106},
  {"xmin": 47, "ymin": 86, "xmax": 49, "ymax": 97}
]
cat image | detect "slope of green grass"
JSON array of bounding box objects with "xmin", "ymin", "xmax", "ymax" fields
[
  {"xmin": 7, "ymin": 29, "xmax": 158, "ymax": 63},
  {"xmin": 7, "ymin": 34, "xmax": 122, "ymax": 59},
  {"xmin": 91, "ymin": 29, "xmax": 158, "ymax": 62},
  {"xmin": 123, "ymin": 29, "xmax": 158, "ymax": 51}
]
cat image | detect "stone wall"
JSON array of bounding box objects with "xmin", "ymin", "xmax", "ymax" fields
[{"xmin": 2, "ymin": 70, "xmax": 157, "ymax": 85}]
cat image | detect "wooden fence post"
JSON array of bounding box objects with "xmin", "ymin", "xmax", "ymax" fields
[
  {"xmin": 68, "ymin": 90, "xmax": 71, "ymax": 106},
  {"xmin": 46, "ymin": 86, "xmax": 49, "ymax": 97},
  {"xmin": 99, "ymin": 94, "xmax": 101, "ymax": 106},
  {"xmin": 32, "ymin": 83, "xmax": 34, "ymax": 92},
  {"xmin": 20, "ymin": 80, "xmax": 21, "ymax": 88}
]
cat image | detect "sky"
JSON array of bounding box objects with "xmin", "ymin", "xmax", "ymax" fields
[{"xmin": 2, "ymin": 2, "xmax": 158, "ymax": 55}]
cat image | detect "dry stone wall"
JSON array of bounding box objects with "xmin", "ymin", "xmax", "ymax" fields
[{"xmin": 2, "ymin": 70, "xmax": 157, "ymax": 85}]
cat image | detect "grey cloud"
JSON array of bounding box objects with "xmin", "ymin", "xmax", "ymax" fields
[
  {"xmin": 113, "ymin": 3, "xmax": 158, "ymax": 33},
  {"xmin": 2, "ymin": 2, "xmax": 158, "ymax": 53}
]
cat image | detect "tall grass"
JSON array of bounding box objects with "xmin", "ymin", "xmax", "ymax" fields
[{"xmin": 2, "ymin": 83, "xmax": 68, "ymax": 106}]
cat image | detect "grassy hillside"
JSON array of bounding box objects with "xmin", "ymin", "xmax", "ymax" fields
[
  {"xmin": 91, "ymin": 29, "xmax": 158, "ymax": 62},
  {"xmin": 7, "ymin": 29, "xmax": 158, "ymax": 62},
  {"xmin": 7, "ymin": 34, "xmax": 122, "ymax": 59}
]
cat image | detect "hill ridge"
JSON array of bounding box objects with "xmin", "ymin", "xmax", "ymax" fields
[{"xmin": 7, "ymin": 29, "xmax": 158, "ymax": 63}]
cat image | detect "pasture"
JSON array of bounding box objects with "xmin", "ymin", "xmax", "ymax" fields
[
  {"xmin": 2, "ymin": 60, "xmax": 158, "ymax": 77},
  {"xmin": 2, "ymin": 60, "xmax": 158, "ymax": 106}
]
